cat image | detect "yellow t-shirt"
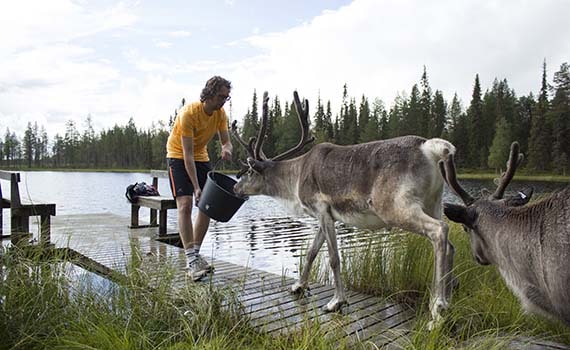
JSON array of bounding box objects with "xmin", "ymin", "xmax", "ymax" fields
[{"xmin": 166, "ymin": 101, "xmax": 229, "ymax": 161}]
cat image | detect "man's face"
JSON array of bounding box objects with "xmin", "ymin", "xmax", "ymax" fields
[{"xmin": 209, "ymin": 86, "xmax": 231, "ymax": 110}]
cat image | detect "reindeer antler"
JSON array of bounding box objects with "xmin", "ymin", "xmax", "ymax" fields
[
  {"xmin": 230, "ymin": 120, "xmax": 255, "ymax": 159},
  {"xmin": 442, "ymin": 153, "xmax": 475, "ymax": 206},
  {"xmin": 271, "ymin": 91, "xmax": 315, "ymax": 161},
  {"xmin": 254, "ymin": 92, "xmax": 270, "ymax": 160},
  {"xmin": 491, "ymin": 142, "xmax": 523, "ymax": 200}
]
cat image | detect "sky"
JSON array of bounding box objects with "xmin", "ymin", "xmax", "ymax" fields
[{"xmin": 1, "ymin": 0, "xmax": 569, "ymax": 139}]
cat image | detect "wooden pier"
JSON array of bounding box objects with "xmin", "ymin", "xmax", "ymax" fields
[
  {"xmin": 5, "ymin": 212, "xmax": 569, "ymax": 349},
  {"xmin": 45, "ymin": 212, "xmax": 414, "ymax": 349}
]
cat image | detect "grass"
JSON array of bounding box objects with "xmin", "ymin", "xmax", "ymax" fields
[
  {"xmin": 0, "ymin": 242, "xmax": 341, "ymax": 350},
  {"xmin": 2, "ymin": 222, "xmax": 569, "ymax": 349},
  {"xmin": 333, "ymin": 223, "xmax": 570, "ymax": 348}
]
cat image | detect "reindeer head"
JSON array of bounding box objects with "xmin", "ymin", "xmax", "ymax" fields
[
  {"xmin": 441, "ymin": 142, "xmax": 533, "ymax": 265},
  {"xmin": 230, "ymin": 91, "xmax": 314, "ymax": 196}
]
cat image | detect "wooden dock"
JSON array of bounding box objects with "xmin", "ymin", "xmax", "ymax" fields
[
  {"xmin": 6, "ymin": 212, "xmax": 569, "ymax": 350},
  {"xmin": 43, "ymin": 212, "xmax": 414, "ymax": 348}
]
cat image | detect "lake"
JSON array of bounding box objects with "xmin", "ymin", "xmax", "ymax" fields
[{"xmin": 2, "ymin": 171, "xmax": 568, "ymax": 277}]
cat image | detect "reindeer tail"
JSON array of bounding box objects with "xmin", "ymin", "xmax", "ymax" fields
[{"xmin": 421, "ymin": 138, "xmax": 456, "ymax": 163}]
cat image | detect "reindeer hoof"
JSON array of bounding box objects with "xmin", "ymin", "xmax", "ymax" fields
[
  {"xmin": 291, "ymin": 281, "xmax": 308, "ymax": 295},
  {"xmin": 322, "ymin": 297, "xmax": 348, "ymax": 312},
  {"xmin": 427, "ymin": 297, "xmax": 448, "ymax": 330}
]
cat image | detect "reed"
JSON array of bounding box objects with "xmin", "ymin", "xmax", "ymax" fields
[
  {"xmin": 329, "ymin": 222, "xmax": 570, "ymax": 348},
  {"xmin": 0, "ymin": 243, "xmax": 341, "ymax": 349}
]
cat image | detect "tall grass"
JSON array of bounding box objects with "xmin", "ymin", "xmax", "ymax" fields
[
  {"xmin": 3, "ymin": 221, "xmax": 569, "ymax": 349},
  {"xmin": 329, "ymin": 223, "xmax": 570, "ymax": 348},
  {"xmin": 0, "ymin": 242, "xmax": 349, "ymax": 349}
]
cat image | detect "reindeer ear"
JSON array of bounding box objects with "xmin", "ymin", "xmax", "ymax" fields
[
  {"xmin": 504, "ymin": 187, "xmax": 534, "ymax": 207},
  {"xmin": 444, "ymin": 203, "xmax": 475, "ymax": 227},
  {"xmin": 246, "ymin": 157, "xmax": 266, "ymax": 174}
]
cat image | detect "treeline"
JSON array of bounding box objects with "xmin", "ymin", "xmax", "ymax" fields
[
  {"xmin": 1, "ymin": 62, "xmax": 569, "ymax": 174},
  {"xmin": 1, "ymin": 116, "xmax": 170, "ymax": 170}
]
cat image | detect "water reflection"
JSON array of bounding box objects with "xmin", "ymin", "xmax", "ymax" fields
[{"xmin": 2, "ymin": 171, "xmax": 568, "ymax": 277}]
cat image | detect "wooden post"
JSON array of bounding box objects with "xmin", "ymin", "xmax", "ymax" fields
[
  {"xmin": 159, "ymin": 209, "xmax": 167, "ymax": 236},
  {"xmin": 131, "ymin": 204, "xmax": 140, "ymax": 227},
  {"xmin": 150, "ymin": 175, "xmax": 159, "ymax": 226}
]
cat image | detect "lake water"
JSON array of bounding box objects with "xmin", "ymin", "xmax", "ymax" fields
[{"xmin": 2, "ymin": 171, "xmax": 568, "ymax": 277}]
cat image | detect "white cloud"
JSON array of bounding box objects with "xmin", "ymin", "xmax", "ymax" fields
[
  {"xmin": 169, "ymin": 30, "xmax": 191, "ymax": 38},
  {"xmin": 225, "ymin": 0, "xmax": 570, "ymax": 123},
  {"xmin": 1, "ymin": 0, "xmax": 569, "ymax": 140}
]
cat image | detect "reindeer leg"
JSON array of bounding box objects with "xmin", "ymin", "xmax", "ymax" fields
[
  {"xmin": 444, "ymin": 241, "xmax": 457, "ymax": 302},
  {"xmin": 320, "ymin": 212, "xmax": 347, "ymax": 312},
  {"xmin": 291, "ymin": 226, "xmax": 325, "ymax": 295},
  {"xmin": 430, "ymin": 196, "xmax": 457, "ymax": 305},
  {"xmin": 397, "ymin": 205, "xmax": 451, "ymax": 329},
  {"xmin": 425, "ymin": 218, "xmax": 451, "ymax": 330}
]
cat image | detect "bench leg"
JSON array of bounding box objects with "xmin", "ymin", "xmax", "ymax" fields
[
  {"xmin": 158, "ymin": 210, "xmax": 167, "ymax": 236},
  {"xmin": 40, "ymin": 215, "xmax": 51, "ymax": 245},
  {"xmin": 150, "ymin": 208, "xmax": 158, "ymax": 227},
  {"xmin": 11, "ymin": 214, "xmax": 29, "ymax": 234},
  {"xmin": 10, "ymin": 215, "xmax": 30, "ymax": 245},
  {"xmin": 131, "ymin": 205, "xmax": 140, "ymax": 228}
]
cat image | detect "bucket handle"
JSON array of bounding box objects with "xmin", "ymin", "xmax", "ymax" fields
[{"xmin": 211, "ymin": 158, "xmax": 222, "ymax": 172}]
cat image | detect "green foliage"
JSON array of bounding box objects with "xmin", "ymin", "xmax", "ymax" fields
[
  {"xmin": 324, "ymin": 223, "xmax": 570, "ymax": 348},
  {"xmin": 0, "ymin": 243, "xmax": 354, "ymax": 350},
  {"xmin": 2, "ymin": 62, "xmax": 570, "ymax": 174},
  {"xmin": 487, "ymin": 115, "xmax": 512, "ymax": 171}
]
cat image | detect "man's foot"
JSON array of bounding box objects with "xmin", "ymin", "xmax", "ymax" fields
[
  {"xmin": 196, "ymin": 255, "xmax": 214, "ymax": 273},
  {"xmin": 187, "ymin": 259, "xmax": 209, "ymax": 282}
]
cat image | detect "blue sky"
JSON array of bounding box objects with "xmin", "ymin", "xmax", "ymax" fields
[{"xmin": 1, "ymin": 0, "xmax": 569, "ymax": 138}]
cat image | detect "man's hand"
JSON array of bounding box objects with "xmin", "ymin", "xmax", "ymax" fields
[
  {"xmin": 194, "ymin": 188, "xmax": 202, "ymax": 205},
  {"xmin": 221, "ymin": 145, "xmax": 232, "ymax": 161}
]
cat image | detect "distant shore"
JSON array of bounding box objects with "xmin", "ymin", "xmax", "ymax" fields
[{"xmin": 1, "ymin": 167, "xmax": 569, "ymax": 182}]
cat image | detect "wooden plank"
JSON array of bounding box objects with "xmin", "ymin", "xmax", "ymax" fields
[
  {"xmin": 46, "ymin": 213, "xmax": 416, "ymax": 347},
  {"xmin": 267, "ymin": 292, "xmax": 374, "ymax": 336}
]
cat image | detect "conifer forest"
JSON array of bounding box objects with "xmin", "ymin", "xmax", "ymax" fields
[{"xmin": 1, "ymin": 63, "xmax": 568, "ymax": 174}]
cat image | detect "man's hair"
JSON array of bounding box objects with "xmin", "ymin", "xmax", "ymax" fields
[{"xmin": 200, "ymin": 76, "xmax": 232, "ymax": 102}]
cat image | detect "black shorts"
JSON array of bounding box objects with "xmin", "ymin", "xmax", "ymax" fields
[{"xmin": 167, "ymin": 158, "xmax": 211, "ymax": 198}]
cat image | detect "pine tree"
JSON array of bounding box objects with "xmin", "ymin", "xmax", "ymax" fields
[
  {"xmin": 403, "ymin": 85, "xmax": 421, "ymax": 136},
  {"xmin": 375, "ymin": 98, "xmax": 389, "ymax": 140},
  {"xmin": 325, "ymin": 101, "xmax": 334, "ymax": 141},
  {"xmin": 388, "ymin": 93, "xmax": 407, "ymax": 138},
  {"xmin": 361, "ymin": 98, "xmax": 382, "ymax": 142},
  {"xmin": 262, "ymin": 95, "xmax": 281, "ymax": 157},
  {"xmin": 23, "ymin": 122, "xmax": 35, "ymax": 168},
  {"xmin": 468, "ymin": 74, "xmax": 484, "ymax": 168},
  {"xmin": 487, "ymin": 114, "xmax": 512, "ymax": 171},
  {"xmin": 448, "ymin": 94, "xmax": 469, "ymax": 165},
  {"xmin": 528, "ymin": 60, "xmax": 552, "ymax": 170},
  {"xmin": 431, "ymin": 90, "xmax": 447, "ymax": 138},
  {"xmin": 419, "ymin": 66, "xmax": 432, "ymax": 137},
  {"xmin": 357, "ymin": 95, "xmax": 371, "ymax": 143},
  {"xmin": 549, "ymin": 62, "xmax": 570, "ymax": 174},
  {"xmin": 313, "ymin": 93, "xmax": 328, "ymax": 144}
]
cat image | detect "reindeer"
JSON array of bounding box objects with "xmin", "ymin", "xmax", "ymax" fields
[
  {"xmin": 231, "ymin": 91, "xmax": 457, "ymax": 327},
  {"xmin": 441, "ymin": 141, "xmax": 570, "ymax": 325}
]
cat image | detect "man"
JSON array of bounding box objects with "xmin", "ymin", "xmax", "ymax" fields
[{"xmin": 166, "ymin": 76, "xmax": 233, "ymax": 281}]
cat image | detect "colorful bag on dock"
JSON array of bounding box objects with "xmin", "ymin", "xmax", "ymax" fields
[{"xmin": 125, "ymin": 182, "xmax": 160, "ymax": 203}]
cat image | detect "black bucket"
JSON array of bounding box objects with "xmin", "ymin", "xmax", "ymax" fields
[{"xmin": 198, "ymin": 171, "xmax": 248, "ymax": 222}]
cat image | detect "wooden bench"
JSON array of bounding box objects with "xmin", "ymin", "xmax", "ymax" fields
[
  {"xmin": 0, "ymin": 170, "xmax": 56, "ymax": 244},
  {"xmin": 129, "ymin": 170, "xmax": 177, "ymax": 236}
]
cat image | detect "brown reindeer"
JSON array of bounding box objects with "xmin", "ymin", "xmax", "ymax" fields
[
  {"xmin": 441, "ymin": 142, "xmax": 570, "ymax": 325},
  {"xmin": 231, "ymin": 91, "xmax": 457, "ymax": 327}
]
